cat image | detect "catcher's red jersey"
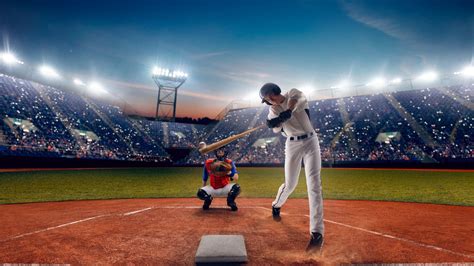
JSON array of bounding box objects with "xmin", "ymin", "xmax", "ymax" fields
[{"xmin": 204, "ymin": 158, "xmax": 234, "ymax": 189}]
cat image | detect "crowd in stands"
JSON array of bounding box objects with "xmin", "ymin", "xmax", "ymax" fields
[
  {"xmin": 394, "ymin": 86, "xmax": 473, "ymax": 160},
  {"xmin": 0, "ymin": 73, "xmax": 196, "ymax": 162},
  {"xmin": 0, "ymin": 74, "xmax": 77, "ymax": 157},
  {"xmin": 185, "ymin": 86, "xmax": 472, "ymax": 164},
  {"xmin": 0, "ymin": 72, "xmax": 472, "ymax": 165},
  {"xmin": 167, "ymin": 122, "xmax": 208, "ymax": 148}
]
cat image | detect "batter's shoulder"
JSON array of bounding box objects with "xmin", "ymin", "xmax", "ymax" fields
[{"xmin": 289, "ymin": 88, "xmax": 303, "ymax": 98}]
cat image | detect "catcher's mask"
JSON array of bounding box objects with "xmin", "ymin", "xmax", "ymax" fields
[
  {"xmin": 214, "ymin": 147, "xmax": 228, "ymax": 161},
  {"xmin": 260, "ymin": 83, "xmax": 281, "ymax": 105}
]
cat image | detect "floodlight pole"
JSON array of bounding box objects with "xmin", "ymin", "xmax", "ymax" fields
[{"xmin": 152, "ymin": 75, "xmax": 186, "ymax": 121}]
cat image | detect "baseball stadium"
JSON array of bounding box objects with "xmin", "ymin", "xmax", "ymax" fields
[{"xmin": 0, "ymin": 1, "xmax": 473, "ymax": 265}]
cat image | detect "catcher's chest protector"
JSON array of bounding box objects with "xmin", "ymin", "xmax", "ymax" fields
[{"xmin": 205, "ymin": 158, "xmax": 233, "ymax": 189}]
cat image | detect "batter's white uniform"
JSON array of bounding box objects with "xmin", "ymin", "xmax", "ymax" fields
[{"xmin": 269, "ymin": 88, "xmax": 324, "ymax": 235}]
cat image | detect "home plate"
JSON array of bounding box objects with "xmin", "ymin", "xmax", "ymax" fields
[{"xmin": 195, "ymin": 235, "xmax": 248, "ymax": 264}]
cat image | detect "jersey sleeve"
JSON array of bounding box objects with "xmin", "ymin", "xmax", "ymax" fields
[
  {"xmin": 289, "ymin": 88, "xmax": 308, "ymax": 112},
  {"xmin": 268, "ymin": 106, "xmax": 279, "ymax": 119},
  {"xmin": 229, "ymin": 161, "xmax": 238, "ymax": 178},
  {"xmin": 202, "ymin": 164, "xmax": 209, "ymax": 182},
  {"xmin": 268, "ymin": 106, "xmax": 283, "ymax": 133}
]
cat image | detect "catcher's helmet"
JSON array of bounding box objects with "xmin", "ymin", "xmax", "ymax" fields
[
  {"xmin": 214, "ymin": 146, "xmax": 228, "ymax": 161},
  {"xmin": 260, "ymin": 83, "xmax": 281, "ymax": 105}
]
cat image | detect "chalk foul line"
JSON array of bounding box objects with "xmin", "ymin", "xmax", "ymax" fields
[{"xmin": 2, "ymin": 214, "xmax": 110, "ymax": 242}]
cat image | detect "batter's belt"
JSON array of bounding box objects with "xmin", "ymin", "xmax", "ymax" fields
[{"xmin": 288, "ymin": 131, "xmax": 315, "ymax": 141}]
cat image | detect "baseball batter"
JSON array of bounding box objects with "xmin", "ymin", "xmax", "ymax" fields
[
  {"xmin": 260, "ymin": 82, "xmax": 324, "ymax": 252},
  {"xmin": 197, "ymin": 147, "xmax": 241, "ymax": 211}
]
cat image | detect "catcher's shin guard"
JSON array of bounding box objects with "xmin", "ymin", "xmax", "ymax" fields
[
  {"xmin": 227, "ymin": 184, "xmax": 241, "ymax": 211},
  {"xmin": 197, "ymin": 189, "xmax": 213, "ymax": 210}
]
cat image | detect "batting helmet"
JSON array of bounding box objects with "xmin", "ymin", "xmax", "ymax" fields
[{"xmin": 259, "ymin": 83, "xmax": 281, "ymax": 105}]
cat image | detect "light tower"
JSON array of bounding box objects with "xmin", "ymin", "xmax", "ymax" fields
[{"xmin": 152, "ymin": 66, "xmax": 188, "ymax": 121}]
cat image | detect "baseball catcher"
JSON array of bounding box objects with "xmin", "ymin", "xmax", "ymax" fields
[{"xmin": 196, "ymin": 146, "xmax": 240, "ymax": 211}]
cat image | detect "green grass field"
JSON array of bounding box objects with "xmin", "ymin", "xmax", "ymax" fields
[{"xmin": 0, "ymin": 167, "xmax": 473, "ymax": 206}]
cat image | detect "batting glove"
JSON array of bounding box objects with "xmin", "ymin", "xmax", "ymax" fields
[
  {"xmin": 266, "ymin": 117, "xmax": 282, "ymax": 128},
  {"xmin": 278, "ymin": 109, "xmax": 292, "ymax": 122}
]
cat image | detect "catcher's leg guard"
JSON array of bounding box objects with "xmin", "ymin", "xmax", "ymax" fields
[
  {"xmin": 227, "ymin": 184, "xmax": 241, "ymax": 211},
  {"xmin": 197, "ymin": 189, "xmax": 213, "ymax": 210}
]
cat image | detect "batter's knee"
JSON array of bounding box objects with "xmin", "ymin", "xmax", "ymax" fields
[
  {"xmin": 197, "ymin": 188, "xmax": 211, "ymax": 200},
  {"xmin": 285, "ymin": 182, "xmax": 298, "ymax": 194}
]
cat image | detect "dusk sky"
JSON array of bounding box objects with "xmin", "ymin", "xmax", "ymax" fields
[{"xmin": 1, "ymin": 0, "xmax": 473, "ymax": 118}]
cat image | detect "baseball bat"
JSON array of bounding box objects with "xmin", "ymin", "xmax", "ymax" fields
[{"xmin": 198, "ymin": 124, "xmax": 265, "ymax": 154}]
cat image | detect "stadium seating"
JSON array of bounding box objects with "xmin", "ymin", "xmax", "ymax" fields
[
  {"xmin": 0, "ymin": 72, "xmax": 472, "ymax": 165},
  {"xmin": 0, "ymin": 74, "xmax": 77, "ymax": 157}
]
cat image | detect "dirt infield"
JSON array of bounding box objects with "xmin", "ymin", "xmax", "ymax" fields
[{"xmin": 0, "ymin": 198, "xmax": 473, "ymax": 265}]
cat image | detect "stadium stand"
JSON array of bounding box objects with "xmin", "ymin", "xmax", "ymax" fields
[
  {"xmin": 0, "ymin": 72, "xmax": 472, "ymax": 166},
  {"xmin": 0, "ymin": 74, "xmax": 77, "ymax": 157}
]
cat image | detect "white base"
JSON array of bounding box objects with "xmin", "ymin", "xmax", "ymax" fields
[{"xmin": 195, "ymin": 235, "xmax": 247, "ymax": 263}]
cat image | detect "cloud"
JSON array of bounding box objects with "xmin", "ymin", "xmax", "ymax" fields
[
  {"xmin": 340, "ymin": 1, "xmax": 420, "ymax": 47},
  {"xmin": 340, "ymin": 0, "xmax": 474, "ymax": 72},
  {"xmin": 191, "ymin": 50, "xmax": 230, "ymax": 60},
  {"xmin": 340, "ymin": 0, "xmax": 474, "ymax": 52}
]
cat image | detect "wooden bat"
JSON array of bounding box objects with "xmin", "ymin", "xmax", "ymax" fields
[{"xmin": 198, "ymin": 124, "xmax": 265, "ymax": 154}]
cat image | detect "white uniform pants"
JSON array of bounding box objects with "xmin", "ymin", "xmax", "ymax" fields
[
  {"xmin": 272, "ymin": 134, "xmax": 324, "ymax": 235},
  {"xmin": 201, "ymin": 183, "xmax": 235, "ymax": 197}
]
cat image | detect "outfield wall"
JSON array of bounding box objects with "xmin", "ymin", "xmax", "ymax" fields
[
  {"xmin": 0, "ymin": 156, "xmax": 172, "ymax": 168},
  {"xmin": 1, "ymin": 156, "xmax": 472, "ymax": 169}
]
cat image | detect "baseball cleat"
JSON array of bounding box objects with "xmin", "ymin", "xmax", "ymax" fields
[
  {"xmin": 203, "ymin": 198, "xmax": 212, "ymax": 210},
  {"xmin": 227, "ymin": 201, "xmax": 238, "ymax": 211},
  {"xmin": 272, "ymin": 206, "xmax": 281, "ymax": 221},
  {"xmin": 306, "ymin": 232, "xmax": 324, "ymax": 254}
]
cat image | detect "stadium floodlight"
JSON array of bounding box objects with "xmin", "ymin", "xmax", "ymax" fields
[
  {"xmin": 300, "ymin": 85, "xmax": 314, "ymax": 96},
  {"xmin": 416, "ymin": 71, "xmax": 438, "ymax": 82},
  {"xmin": 366, "ymin": 77, "xmax": 386, "ymax": 87},
  {"xmin": 0, "ymin": 52, "xmax": 24, "ymax": 65},
  {"xmin": 39, "ymin": 65, "xmax": 60, "ymax": 79},
  {"xmin": 331, "ymin": 80, "xmax": 350, "ymax": 89},
  {"xmin": 73, "ymin": 78, "xmax": 85, "ymax": 86},
  {"xmin": 152, "ymin": 67, "xmax": 160, "ymax": 76},
  {"xmin": 175, "ymin": 70, "xmax": 185, "ymax": 78},
  {"xmin": 88, "ymin": 82, "xmax": 107, "ymax": 94},
  {"xmin": 243, "ymin": 91, "xmax": 259, "ymax": 101},
  {"xmin": 461, "ymin": 66, "xmax": 474, "ymax": 77},
  {"xmin": 152, "ymin": 66, "xmax": 188, "ymax": 82},
  {"xmin": 390, "ymin": 77, "xmax": 402, "ymax": 84},
  {"xmin": 152, "ymin": 65, "xmax": 188, "ymax": 121}
]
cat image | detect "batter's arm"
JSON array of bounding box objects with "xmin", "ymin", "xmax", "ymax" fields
[{"xmin": 268, "ymin": 106, "xmax": 283, "ymax": 133}]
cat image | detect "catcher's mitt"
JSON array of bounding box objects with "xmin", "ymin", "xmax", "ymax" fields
[{"xmin": 210, "ymin": 160, "xmax": 232, "ymax": 177}]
